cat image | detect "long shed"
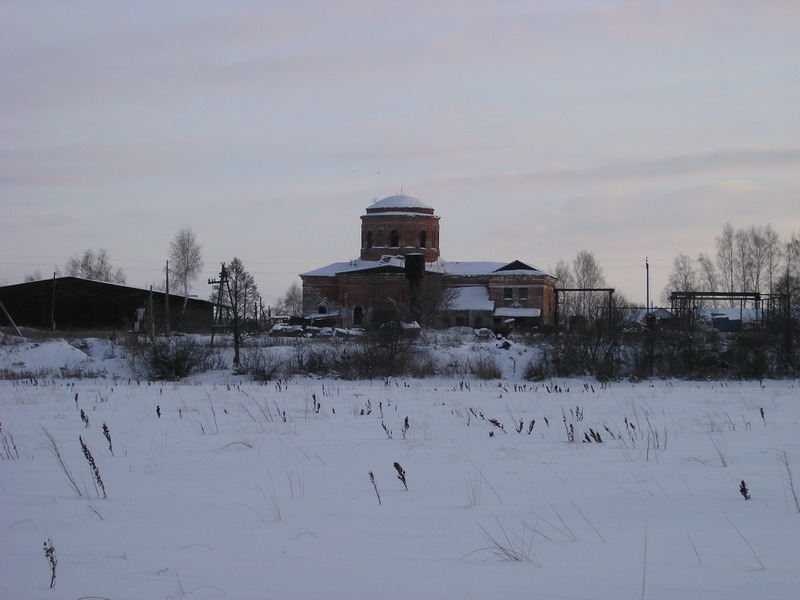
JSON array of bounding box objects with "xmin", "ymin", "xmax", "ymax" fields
[{"xmin": 0, "ymin": 277, "xmax": 213, "ymax": 333}]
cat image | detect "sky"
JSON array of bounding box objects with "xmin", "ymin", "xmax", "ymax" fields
[{"xmin": 2, "ymin": 0, "xmax": 799, "ymax": 306}]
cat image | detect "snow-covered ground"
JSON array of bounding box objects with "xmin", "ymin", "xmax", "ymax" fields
[{"xmin": 1, "ymin": 336, "xmax": 799, "ymax": 599}]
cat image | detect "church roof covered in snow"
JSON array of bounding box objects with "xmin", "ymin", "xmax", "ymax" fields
[
  {"xmin": 300, "ymin": 257, "xmax": 407, "ymax": 277},
  {"xmin": 301, "ymin": 257, "xmax": 552, "ymax": 278},
  {"xmin": 435, "ymin": 260, "xmax": 550, "ymax": 277},
  {"xmin": 367, "ymin": 195, "xmax": 433, "ymax": 211}
]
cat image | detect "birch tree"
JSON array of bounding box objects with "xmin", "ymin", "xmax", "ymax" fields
[
  {"xmin": 168, "ymin": 228, "xmax": 204, "ymax": 329},
  {"xmin": 64, "ymin": 249, "xmax": 126, "ymax": 283}
]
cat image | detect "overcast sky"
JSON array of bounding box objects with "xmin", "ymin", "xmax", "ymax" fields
[{"xmin": 3, "ymin": 0, "xmax": 799, "ymax": 306}]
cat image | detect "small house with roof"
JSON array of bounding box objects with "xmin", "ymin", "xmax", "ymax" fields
[{"xmin": 300, "ymin": 195, "xmax": 556, "ymax": 330}]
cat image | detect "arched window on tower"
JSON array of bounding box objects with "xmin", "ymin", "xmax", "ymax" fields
[
  {"xmin": 353, "ymin": 305, "xmax": 364, "ymax": 326},
  {"xmin": 390, "ymin": 230, "xmax": 399, "ymax": 247},
  {"xmin": 376, "ymin": 229, "xmax": 385, "ymax": 247},
  {"xmin": 419, "ymin": 230, "xmax": 427, "ymax": 248},
  {"xmin": 366, "ymin": 230, "xmax": 373, "ymax": 248}
]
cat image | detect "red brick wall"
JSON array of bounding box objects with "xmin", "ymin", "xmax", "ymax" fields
[{"xmin": 360, "ymin": 213, "xmax": 440, "ymax": 261}]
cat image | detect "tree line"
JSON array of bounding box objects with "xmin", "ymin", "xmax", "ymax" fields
[{"xmin": 664, "ymin": 223, "xmax": 800, "ymax": 307}]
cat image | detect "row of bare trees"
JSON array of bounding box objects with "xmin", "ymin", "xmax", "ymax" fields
[
  {"xmin": 664, "ymin": 223, "xmax": 800, "ymax": 306},
  {"xmin": 25, "ymin": 249, "xmax": 128, "ymax": 284},
  {"xmin": 550, "ymin": 250, "xmax": 633, "ymax": 324},
  {"xmin": 24, "ymin": 228, "xmax": 204, "ymax": 300}
]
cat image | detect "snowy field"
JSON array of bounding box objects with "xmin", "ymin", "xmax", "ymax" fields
[{"xmin": 1, "ymin": 337, "xmax": 799, "ymax": 599}]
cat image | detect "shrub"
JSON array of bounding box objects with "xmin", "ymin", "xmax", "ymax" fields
[
  {"xmin": 523, "ymin": 356, "xmax": 552, "ymax": 381},
  {"xmin": 129, "ymin": 335, "xmax": 221, "ymax": 380},
  {"xmin": 471, "ymin": 354, "xmax": 502, "ymax": 380},
  {"xmin": 236, "ymin": 347, "xmax": 287, "ymax": 382},
  {"xmin": 43, "ymin": 538, "xmax": 57, "ymax": 588}
]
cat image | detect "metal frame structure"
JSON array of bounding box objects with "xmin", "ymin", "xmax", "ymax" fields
[{"xmin": 553, "ymin": 287, "xmax": 616, "ymax": 328}]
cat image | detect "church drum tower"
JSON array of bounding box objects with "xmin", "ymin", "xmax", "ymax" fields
[{"xmin": 360, "ymin": 195, "xmax": 440, "ymax": 262}]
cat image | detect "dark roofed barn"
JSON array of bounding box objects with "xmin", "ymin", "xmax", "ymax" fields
[{"xmin": 0, "ymin": 277, "xmax": 213, "ymax": 333}]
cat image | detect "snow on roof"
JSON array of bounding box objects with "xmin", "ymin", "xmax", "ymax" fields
[
  {"xmin": 368, "ymin": 194, "xmax": 433, "ymax": 210},
  {"xmin": 437, "ymin": 261, "xmax": 549, "ymax": 276},
  {"xmin": 306, "ymin": 311, "xmax": 340, "ymax": 320},
  {"xmin": 451, "ymin": 286, "xmax": 495, "ymax": 311},
  {"xmin": 302, "ymin": 258, "xmax": 551, "ymax": 278},
  {"xmin": 493, "ymin": 307, "xmax": 541, "ymax": 318},
  {"xmin": 300, "ymin": 256, "xmax": 407, "ymax": 277},
  {"xmin": 362, "ymin": 211, "xmax": 439, "ymax": 219},
  {"xmin": 707, "ymin": 308, "xmax": 759, "ymax": 322}
]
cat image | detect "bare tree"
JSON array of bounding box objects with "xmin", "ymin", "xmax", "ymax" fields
[
  {"xmin": 716, "ymin": 222, "xmax": 736, "ymax": 298},
  {"xmin": 664, "ymin": 254, "xmax": 697, "ymax": 300},
  {"xmin": 168, "ymin": 228, "xmax": 204, "ymax": 330},
  {"xmin": 211, "ymin": 258, "xmax": 260, "ymax": 365},
  {"xmin": 573, "ymin": 250, "xmax": 606, "ymax": 288},
  {"xmin": 782, "ymin": 232, "xmax": 800, "ymax": 309},
  {"xmin": 169, "ymin": 228, "xmax": 203, "ymax": 297},
  {"xmin": 416, "ymin": 274, "xmax": 458, "ymax": 328},
  {"xmin": 787, "ymin": 232, "xmax": 800, "ymax": 279},
  {"xmin": 733, "ymin": 227, "xmax": 755, "ymax": 293},
  {"xmin": 551, "ymin": 258, "xmax": 576, "ymax": 319},
  {"xmin": 763, "ymin": 224, "xmax": 783, "ymax": 294},
  {"xmin": 551, "ymin": 258, "xmax": 574, "ymax": 287},
  {"xmin": 64, "ymin": 249, "xmax": 126, "ymax": 283},
  {"xmin": 748, "ymin": 225, "xmax": 770, "ymax": 294},
  {"xmin": 273, "ymin": 281, "xmax": 303, "ymax": 317},
  {"xmin": 696, "ymin": 252, "xmax": 718, "ymax": 292},
  {"xmin": 572, "ymin": 250, "xmax": 607, "ymax": 319}
]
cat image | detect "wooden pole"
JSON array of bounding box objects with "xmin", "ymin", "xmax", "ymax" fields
[
  {"xmin": 149, "ymin": 286, "xmax": 156, "ymax": 342},
  {"xmin": 0, "ymin": 300, "xmax": 24, "ymax": 338},
  {"xmin": 51, "ymin": 271, "xmax": 57, "ymax": 331},
  {"xmin": 165, "ymin": 260, "xmax": 170, "ymax": 336}
]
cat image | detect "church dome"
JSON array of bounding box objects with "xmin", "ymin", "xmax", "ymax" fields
[
  {"xmin": 360, "ymin": 194, "xmax": 440, "ymax": 261},
  {"xmin": 367, "ymin": 194, "xmax": 433, "ymax": 212}
]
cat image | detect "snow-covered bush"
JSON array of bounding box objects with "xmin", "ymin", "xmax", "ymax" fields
[
  {"xmin": 469, "ymin": 354, "xmax": 502, "ymax": 380},
  {"xmin": 128, "ymin": 335, "xmax": 222, "ymax": 380},
  {"xmin": 236, "ymin": 347, "xmax": 287, "ymax": 382}
]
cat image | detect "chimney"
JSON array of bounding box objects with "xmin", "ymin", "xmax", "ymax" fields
[{"xmin": 405, "ymin": 254, "xmax": 425, "ymax": 320}]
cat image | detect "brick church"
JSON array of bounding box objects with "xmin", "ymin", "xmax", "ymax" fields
[{"xmin": 300, "ymin": 195, "xmax": 557, "ymax": 330}]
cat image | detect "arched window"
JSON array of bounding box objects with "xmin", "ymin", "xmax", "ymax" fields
[
  {"xmin": 376, "ymin": 229, "xmax": 385, "ymax": 247},
  {"xmin": 317, "ymin": 303, "xmax": 327, "ymax": 314},
  {"xmin": 390, "ymin": 230, "xmax": 399, "ymax": 247},
  {"xmin": 353, "ymin": 305, "xmax": 364, "ymax": 326},
  {"xmin": 366, "ymin": 230, "xmax": 373, "ymax": 248},
  {"xmin": 419, "ymin": 230, "xmax": 427, "ymax": 248}
]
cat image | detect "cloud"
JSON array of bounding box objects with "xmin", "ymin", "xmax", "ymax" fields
[{"xmin": 2, "ymin": 1, "xmax": 799, "ymax": 303}]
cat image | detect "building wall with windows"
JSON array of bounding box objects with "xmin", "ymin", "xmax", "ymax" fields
[{"xmin": 359, "ymin": 195, "xmax": 441, "ymax": 262}]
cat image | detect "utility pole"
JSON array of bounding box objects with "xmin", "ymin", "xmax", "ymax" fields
[
  {"xmin": 165, "ymin": 260, "xmax": 170, "ymax": 336},
  {"xmin": 51, "ymin": 271, "xmax": 57, "ymax": 331},
  {"xmin": 645, "ymin": 257, "xmax": 653, "ymax": 377},
  {"xmin": 208, "ymin": 263, "xmax": 229, "ymax": 347},
  {"xmin": 149, "ymin": 286, "xmax": 156, "ymax": 342}
]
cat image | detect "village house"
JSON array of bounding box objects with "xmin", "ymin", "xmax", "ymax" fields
[{"xmin": 300, "ymin": 195, "xmax": 557, "ymax": 330}]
